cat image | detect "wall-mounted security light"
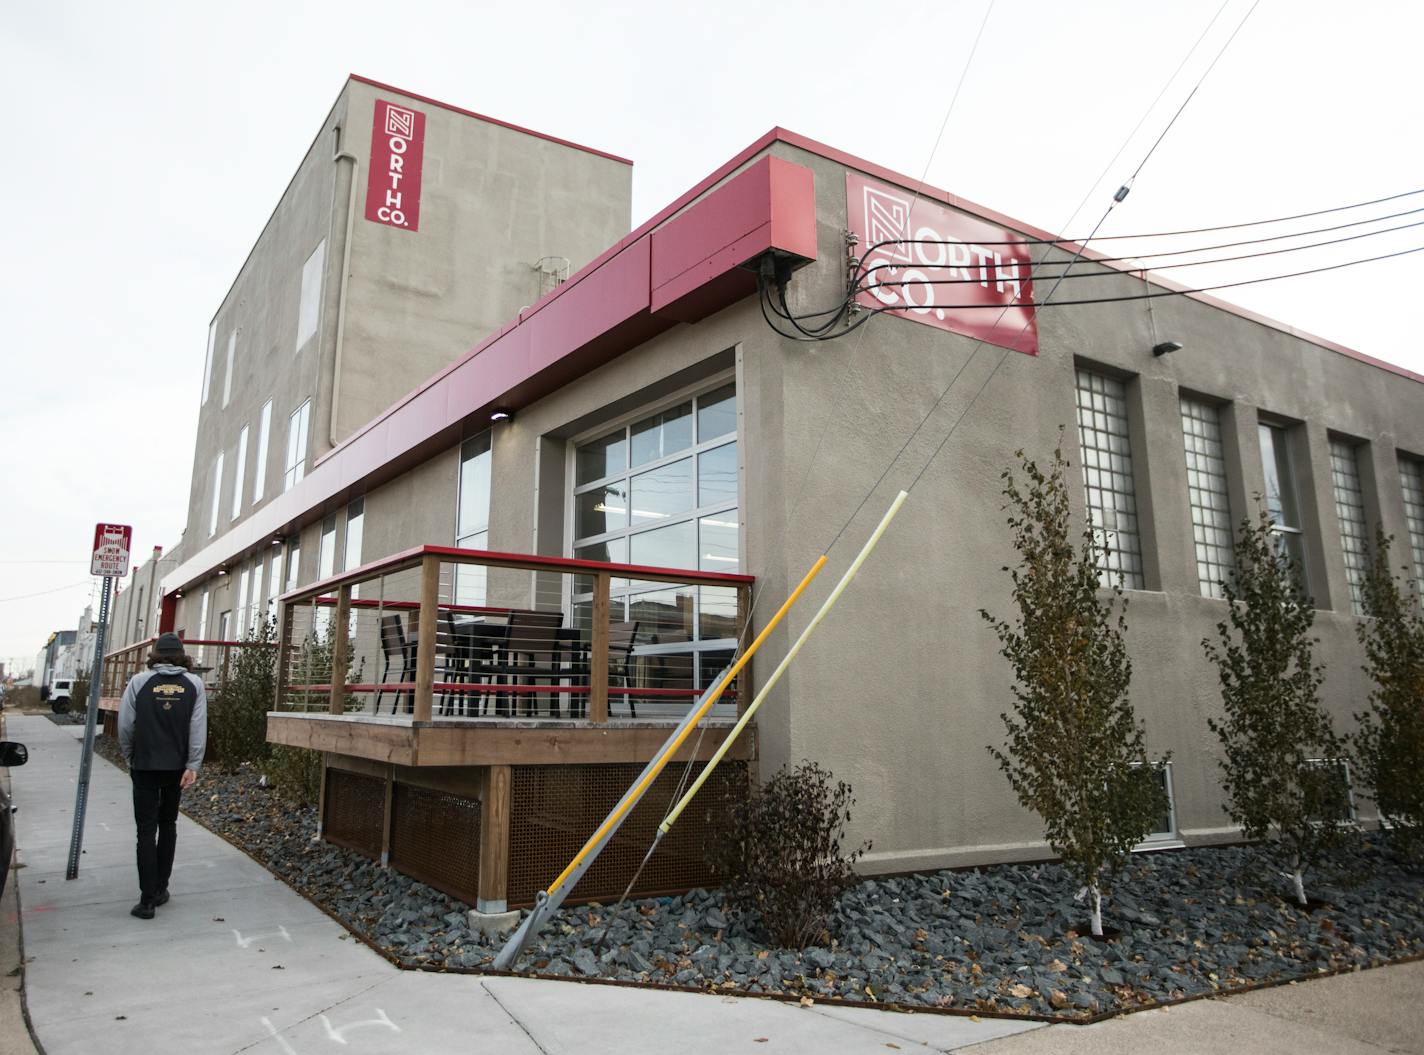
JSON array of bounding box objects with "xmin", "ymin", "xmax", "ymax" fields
[
  {"xmin": 216, "ymin": 567, "xmax": 228, "ymax": 577},
  {"xmin": 1152, "ymin": 341, "xmax": 1184, "ymax": 357},
  {"xmin": 271, "ymin": 537, "xmax": 283, "ymax": 546},
  {"xmin": 490, "ymin": 409, "xmax": 513, "ymax": 423}
]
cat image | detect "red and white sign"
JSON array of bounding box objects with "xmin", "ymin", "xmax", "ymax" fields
[
  {"xmin": 90, "ymin": 523, "xmax": 132, "ymax": 578},
  {"xmin": 364, "ymin": 100, "xmax": 426, "ymax": 233},
  {"xmin": 846, "ymin": 173, "xmax": 1037, "ymax": 355}
]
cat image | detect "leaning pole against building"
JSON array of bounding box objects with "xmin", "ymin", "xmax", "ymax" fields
[{"xmin": 493, "ymin": 555, "xmax": 830, "ymax": 970}]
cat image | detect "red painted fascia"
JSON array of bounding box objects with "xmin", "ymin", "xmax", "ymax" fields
[
  {"xmin": 162, "ymin": 153, "xmax": 816, "ymax": 596},
  {"xmin": 349, "ymin": 75, "xmax": 633, "ymax": 166}
]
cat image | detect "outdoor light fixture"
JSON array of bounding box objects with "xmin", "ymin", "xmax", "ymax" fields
[
  {"xmin": 1152, "ymin": 341, "xmax": 1183, "ymax": 357},
  {"xmin": 490, "ymin": 409, "xmax": 513, "ymax": 423},
  {"xmin": 217, "ymin": 567, "xmax": 228, "ymax": 577},
  {"xmin": 271, "ymin": 537, "xmax": 283, "ymax": 546}
]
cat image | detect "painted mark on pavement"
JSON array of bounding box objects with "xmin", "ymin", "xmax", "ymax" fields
[
  {"xmin": 233, "ymin": 925, "xmax": 292, "ymax": 948},
  {"xmin": 320, "ymin": 1008, "xmax": 400, "ymax": 1044}
]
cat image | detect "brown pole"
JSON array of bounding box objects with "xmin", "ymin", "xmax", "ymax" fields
[
  {"xmin": 477, "ymin": 764, "xmax": 512, "ymax": 913},
  {"xmin": 329, "ymin": 584, "xmax": 351, "ymax": 715},
  {"xmin": 413, "ymin": 554, "xmax": 439, "ymax": 723},
  {"xmin": 589, "ymin": 572, "xmax": 610, "ymax": 724}
]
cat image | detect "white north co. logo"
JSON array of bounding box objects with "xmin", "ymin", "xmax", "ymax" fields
[
  {"xmin": 385, "ymin": 106, "xmax": 416, "ymax": 138},
  {"xmin": 863, "ymin": 186, "xmax": 913, "ymax": 264}
]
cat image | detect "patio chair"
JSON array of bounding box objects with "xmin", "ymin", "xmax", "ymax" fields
[
  {"xmin": 376, "ymin": 614, "xmax": 412, "ymax": 715},
  {"xmin": 495, "ymin": 610, "xmax": 564, "ymax": 718},
  {"xmin": 452, "ymin": 617, "xmax": 511, "ymax": 717},
  {"xmin": 572, "ymin": 620, "xmax": 639, "ymax": 719}
]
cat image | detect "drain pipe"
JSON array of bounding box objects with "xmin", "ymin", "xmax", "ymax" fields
[{"xmin": 329, "ymin": 146, "xmax": 359, "ymax": 447}]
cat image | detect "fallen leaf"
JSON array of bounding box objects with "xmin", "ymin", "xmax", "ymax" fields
[
  {"xmin": 1049, "ymin": 990, "xmax": 1069, "ymax": 1010},
  {"xmin": 799, "ymin": 996, "xmax": 815, "ymax": 1008},
  {"xmin": 212, "ymin": 917, "xmax": 224, "ymax": 922},
  {"xmin": 1047, "ymin": 958, "xmax": 1068, "ymax": 972},
  {"xmin": 886, "ymin": 1045, "xmax": 901, "ymax": 1050},
  {"xmin": 271, "ymin": 965, "xmax": 284, "ymax": 970},
  {"xmin": 1008, "ymin": 983, "xmax": 1033, "ymax": 998},
  {"xmin": 115, "ymin": 1016, "xmax": 127, "ymax": 1021},
  {"xmin": 753, "ymin": 1040, "xmax": 768, "ymax": 1044},
  {"xmin": 969, "ymin": 1015, "xmax": 981, "ymax": 1023}
]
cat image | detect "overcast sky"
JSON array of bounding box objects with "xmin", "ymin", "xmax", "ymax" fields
[{"xmin": 2, "ymin": 0, "xmax": 1421, "ymax": 671}]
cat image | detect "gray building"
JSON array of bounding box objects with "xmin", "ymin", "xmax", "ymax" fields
[{"xmin": 156, "ymin": 107, "xmax": 1424, "ymax": 908}]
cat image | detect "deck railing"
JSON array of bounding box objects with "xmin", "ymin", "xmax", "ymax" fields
[
  {"xmin": 275, "ymin": 545, "xmax": 755, "ymax": 724},
  {"xmin": 99, "ymin": 635, "xmax": 278, "ymax": 707}
]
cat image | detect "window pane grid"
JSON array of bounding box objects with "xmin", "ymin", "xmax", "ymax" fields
[
  {"xmin": 1179, "ymin": 397, "xmax": 1234, "ymax": 598},
  {"xmin": 1329, "ymin": 439, "xmax": 1369, "ymax": 615},
  {"xmin": 1401, "ymin": 457, "xmax": 1424, "ymax": 602},
  {"xmin": 571, "ymin": 385, "xmax": 739, "ymax": 664},
  {"xmin": 1074, "ymin": 370, "xmax": 1144, "ymax": 589}
]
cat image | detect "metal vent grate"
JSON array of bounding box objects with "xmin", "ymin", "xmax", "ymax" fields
[
  {"xmin": 507, "ymin": 761, "xmax": 747, "ymax": 908},
  {"xmin": 389, "ymin": 783, "xmax": 482, "ymax": 905},
  {"xmin": 323, "ymin": 769, "xmax": 384, "ymax": 859}
]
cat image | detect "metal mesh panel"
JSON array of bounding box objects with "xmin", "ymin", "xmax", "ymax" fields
[
  {"xmin": 507, "ymin": 760, "xmax": 748, "ymax": 908},
  {"xmin": 1179, "ymin": 396, "xmax": 1235, "ymax": 598},
  {"xmin": 388, "ymin": 784, "xmax": 482, "ymax": 905},
  {"xmin": 1329, "ymin": 438, "xmax": 1370, "ymax": 615},
  {"xmin": 323, "ymin": 769, "xmax": 385, "ymax": 859},
  {"xmin": 1402, "ymin": 457, "xmax": 1424, "ymax": 600}
]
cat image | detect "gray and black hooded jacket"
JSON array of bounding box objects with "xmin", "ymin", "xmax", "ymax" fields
[{"xmin": 117, "ymin": 665, "xmax": 208, "ymax": 773}]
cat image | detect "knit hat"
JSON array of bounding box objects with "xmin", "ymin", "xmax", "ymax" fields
[{"xmin": 155, "ymin": 632, "xmax": 184, "ymax": 656}]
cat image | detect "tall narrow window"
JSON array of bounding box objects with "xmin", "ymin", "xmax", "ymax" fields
[
  {"xmin": 571, "ymin": 382, "xmax": 740, "ymax": 693},
  {"xmin": 296, "ymin": 239, "xmax": 326, "ymax": 353},
  {"xmin": 1179, "ymin": 397, "xmax": 1235, "ymax": 598},
  {"xmin": 267, "ymin": 548, "xmax": 283, "ymax": 620},
  {"xmin": 1259, "ymin": 423, "xmax": 1310, "ymax": 595},
  {"xmin": 218, "ymin": 611, "xmax": 232, "ymax": 641},
  {"xmin": 201, "ymin": 324, "xmax": 216, "ymax": 405},
  {"xmin": 231, "ymin": 424, "xmax": 249, "ymax": 521},
  {"xmin": 284, "ymin": 538, "xmax": 301, "ymax": 593},
  {"xmin": 284, "ymin": 400, "xmax": 311, "ymax": 491},
  {"xmin": 316, "ymin": 514, "xmax": 337, "ymax": 634},
  {"xmin": 253, "ymin": 399, "xmax": 272, "ymax": 502},
  {"xmin": 1328, "ymin": 439, "xmax": 1370, "ymax": 615},
  {"xmin": 1074, "ymin": 369, "xmax": 1144, "ymax": 589},
  {"xmin": 343, "ymin": 499, "xmax": 365, "ymax": 573},
  {"xmin": 222, "ymin": 331, "xmax": 236, "ymax": 408},
  {"xmin": 235, "ymin": 564, "xmax": 250, "ymax": 638},
  {"xmin": 1400, "ymin": 456, "xmax": 1424, "ymax": 601},
  {"xmin": 197, "ymin": 589, "xmax": 210, "ymax": 640},
  {"xmin": 455, "ymin": 433, "xmax": 492, "ymax": 605},
  {"xmin": 208, "ymin": 451, "xmax": 224, "ymax": 538}
]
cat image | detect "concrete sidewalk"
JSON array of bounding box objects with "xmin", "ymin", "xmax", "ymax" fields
[{"xmin": 7, "ymin": 711, "xmax": 1419, "ymax": 1054}]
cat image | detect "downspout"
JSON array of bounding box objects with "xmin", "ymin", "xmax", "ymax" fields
[{"xmin": 329, "ymin": 144, "xmax": 360, "ymax": 448}]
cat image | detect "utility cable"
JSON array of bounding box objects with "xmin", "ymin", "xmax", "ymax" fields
[{"xmin": 819, "ymin": 0, "xmax": 1262, "ymax": 554}]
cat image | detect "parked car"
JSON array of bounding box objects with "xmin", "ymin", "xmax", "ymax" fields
[
  {"xmin": 1, "ymin": 741, "xmax": 30, "ymax": 895},
  {"xmin": 49, "ymin": 679, "xmax": 73, "ymax": 714}
]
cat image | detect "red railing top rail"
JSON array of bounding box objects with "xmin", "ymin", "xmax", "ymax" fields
[{"xmin": 279, "ymin": 543, "xmax": 754, "ymax": 606}]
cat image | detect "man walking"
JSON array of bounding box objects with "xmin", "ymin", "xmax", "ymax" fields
[{"xmin": 117, "ymin": 632, "xmax": 207, "ymax": 919}]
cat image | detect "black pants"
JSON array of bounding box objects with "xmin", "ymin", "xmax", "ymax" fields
[{"xmin": 131, "ymin": 770, "xmax": 183, "ymax": 901}]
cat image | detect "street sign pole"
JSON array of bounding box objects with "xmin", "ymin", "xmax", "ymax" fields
[
  {"xmin": 66, "ymin": 522, "xmax": 131, "ymax": 881},
  {"xmin": 65, "ymin": 574, "xmax": 112, "ymax": 880}
]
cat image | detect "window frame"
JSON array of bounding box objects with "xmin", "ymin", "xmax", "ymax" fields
[
  {"xmin": 1130, "ymin": 760, "xmax": 1182, "ymax": 851},
  {"xmin": 1179, "ymin": 395, "xmax": 1235, "ymax": 599},
  {"xmin": 296, "ymin": 239, "xmax": 326, "ymax": 353},
  {"xmin": 1327, "ymin": 436, "xmax": 1370, "ymax": 616},
  {"xmin": 1397, "ymin": 454, "xmax": 1424, "ymax": 604},
  {"xmin": 284, "ymin": 400, "xmax": 311, "ymax": 492},
  {"xmin": 253, "ymin": 399, "xmax": 273, "ymax": 503},
  {"xmin": 201, "ymin": 323, "xmax": 216, "ymax": 405},
  {"xmin": 208, "ymin": 450, "xmax": 224, "ymax": 538},
  {"xmin": 1258, "ymin": 421, "xmax": 1311, "ymax": 596},
  {"xmin": 231, "ymin": 423, "xmax": 249, "ymax": 522},
  {"xmin": 1073, "ymin": 367, "xmax": 1146, "ymax": 590},
  {"xmin": 565, "ymin": 375, "xmax": 741, "ymax": 693},
  {"xmin": 222, "ymin": 330, "xmax": 236, "ymax": 408}
]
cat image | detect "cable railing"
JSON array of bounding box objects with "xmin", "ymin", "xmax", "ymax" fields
[
  {"xmin": 275, "ymin": 545, "xmax": 755, "ymax": 725},
  {"xmin": 99, "ymin": 635, "xmax": 278, "ymax": 707}
]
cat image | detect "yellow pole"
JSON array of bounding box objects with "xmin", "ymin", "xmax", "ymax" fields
[
  {"xmin": 544, "ymin": 554, "xmax": 828, "ymax": 896},
  {"xmin": 660, "ymin": 490, "xmax": 909, "ymax": 834}
]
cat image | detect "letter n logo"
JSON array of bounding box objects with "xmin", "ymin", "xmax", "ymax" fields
[
  {"xmin": 385, "ymin": 105, "xmax": 416, "ymax": 138},
  {"xmin": 863, "ymin": 186, "xmax": 913, "ymax": 264}
]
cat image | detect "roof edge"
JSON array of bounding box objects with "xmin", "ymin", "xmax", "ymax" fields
[{"xmin": 349, "ymin": 75, "xmax": 633, "ymax": 165}]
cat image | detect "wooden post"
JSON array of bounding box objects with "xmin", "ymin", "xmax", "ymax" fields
[
  {"xmin": 413, "ymin": 554, "xmax": 439, "ymax": 723},
  {"xmin": 329, "ymin": 584, "xmax": 351, "ymax": 715},
  {"xmin": 589, "ymin": 572, "xmax": 610, "ymax": 724},
  {"xmin": 273, "ymin": 603, "xmax": 292, "ymax": 712},
  {"xmin": 736, "ymin": 583, "xmax": 753, "ymax": 716},
  {"xmin": 477, "ymin": 764, "xmax": 512, "ymax": 914},
  {"xmin": 380, "ymin": 770, "xmax": 394, "ymax": 867}
]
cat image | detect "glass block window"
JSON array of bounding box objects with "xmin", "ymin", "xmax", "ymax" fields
[
  {"xmin": 1074, "ymin": 369, "xmax": 1144, "ymax": 589},
  {"xmin": 1179, "ymin": 397, "xmax": 1234, "ymax": 598},
  {"xmin": 1400, "ymin": 457, "xmax": 1424, "ymax": 601},
  {"xmin": 1258, "ymin": 423, "xmax": 1310, "ymax": 596},
  {"xmin": 572, "ymin": 382, "xmax": 739, "ymax": 692},
  {"xmin": 1329, "ymin": 439, "xmax": 1369, "ymax": 615}
]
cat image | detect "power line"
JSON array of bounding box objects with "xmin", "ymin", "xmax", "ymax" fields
[
  {"xmin": 857, "ymin": 203, "xmax": 1424, "ymax": 274},
  {"xmin": 0, "ymin": 581, "xmax": 94, "ymax": 604}
]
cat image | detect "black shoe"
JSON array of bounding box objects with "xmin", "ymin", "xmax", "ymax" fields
[
  {"xmin": 130, "ymin": 901, "xmax": 155, "ymax": 920},
  {"xmin": 152, "ymin": 889, "xmax": 169, "ymax": 907}
]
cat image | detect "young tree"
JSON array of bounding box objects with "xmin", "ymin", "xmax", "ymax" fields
[
  {"xmin": 981, "ymin": 445, "xmax": 1168, "ymax": 937},
  {"xmin": 1353, "ymin": 527, "xmax": 1424, "ymax": 862},
  {"xmin": 1204, "ymin": 509, "xmax": 1350, "ymax": 905}
]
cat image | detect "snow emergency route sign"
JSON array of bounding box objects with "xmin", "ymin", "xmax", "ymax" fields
[{"xmin": 90, "ymin": 523, "xmax": 132, "ymax": 578}]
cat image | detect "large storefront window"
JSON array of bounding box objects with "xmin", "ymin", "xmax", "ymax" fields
[{"xmin": 572, "ymin": 382, "xmax": 739, "ymax": 691}]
